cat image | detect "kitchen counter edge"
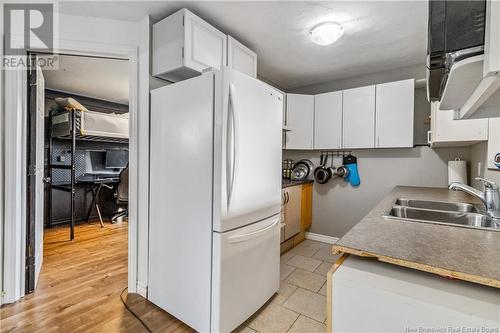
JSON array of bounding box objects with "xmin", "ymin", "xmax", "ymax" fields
[
  {"xmin": 282, "ymin": 179, "xmax": 314, "ymax": 189},
  {"xmin": 332, "ymin": 185, "xmax": 500, "ymax": 289}
]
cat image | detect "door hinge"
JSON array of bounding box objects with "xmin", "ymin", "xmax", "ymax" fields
[
  {"xmin": 1, "ymin": 290, "xmax": 6, "ymax": 297},
  {"xmin": 181, "ymin": 47, "xmax": 184, "ymax": 58},
  {"xmin": 182, "ymin": 15, "xmax": 185, "ymax": 26}
]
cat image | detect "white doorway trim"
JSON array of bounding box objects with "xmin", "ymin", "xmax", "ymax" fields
[{"xmin": 2, "ymin": 38, "xmax": 139, "ymax": 303}]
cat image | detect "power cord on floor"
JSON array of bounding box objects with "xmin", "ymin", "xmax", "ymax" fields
[{"xmin": 120, "ymin": 287, "xmax": 154, "ymax": 333}]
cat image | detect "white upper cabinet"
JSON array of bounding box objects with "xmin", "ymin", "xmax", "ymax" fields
[
  {"xmin": 430, "ymin": 102, "xmax": 488, "ymax": 147},
  {"xmin": 375, "ymin": 79, "xmax": 415, "ymax": 148},
  {"xmin": 314, "ymin": 91, "xmax": 343, "ymax": 149},
  {"xmin": 285, "ymin": 94, "xmax": 314, "ymax": 150},
  {"xmin": 342, "ymin": 86, "xmax": 376, "ymax": 149},
  {"xmin": 227, "ymin": 36, "xmax": 257, "ymax": 78},
  {"xmin": 153, "ymin": 9, "xmax": 227, "ymax": 82}
]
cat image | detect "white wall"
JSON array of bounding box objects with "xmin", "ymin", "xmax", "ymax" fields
[
  {"xmin": 56, "ymin": 13, "xmax": 152, "ymax": 296},
  {"xmin": 1, "ymin": 11, "xmax": 151, "ymax": 302},
  {"xmin": 0, "ymin": 2, "xmax": 4, "ymax": 306}
]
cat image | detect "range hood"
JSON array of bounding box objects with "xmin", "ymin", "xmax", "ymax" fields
[
  {"xmin": 439, "ymin": 51, "xmax": 484, "ymax": 110},
  {"xmin": 427, "ymin": 0, "xmax": 500, "ymax": 119},
  {"xmin": 426, "ymin": 0, "xmax": 486, "ymax": 103}
]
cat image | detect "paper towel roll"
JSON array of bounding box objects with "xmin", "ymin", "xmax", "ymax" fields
[{"xmin": 448, "ymin": 159, "xmax": 467, "ymax": 185}]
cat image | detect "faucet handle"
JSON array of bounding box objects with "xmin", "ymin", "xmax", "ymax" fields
[{"xmin": 475, "ymin": 177, "xmax": 499, "ymax": 190}]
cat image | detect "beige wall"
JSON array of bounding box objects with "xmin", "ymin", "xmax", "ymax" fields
[
  {"xmin": 470, "ymin": 138, "xmax": 500, "ymax": 191},
  {"xmin": 284, "ymin": 147, "xmax": 470, "ymax": 237}
]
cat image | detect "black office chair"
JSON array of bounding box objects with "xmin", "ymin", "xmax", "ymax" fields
[{"xmin": 111, "ymin": 164, "xmax": 128, "ymax": 223}]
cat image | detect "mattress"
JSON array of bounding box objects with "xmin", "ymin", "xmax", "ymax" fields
[{"xmin": 51, "ymin": 109, "xmax": 129, "ymax": 142}]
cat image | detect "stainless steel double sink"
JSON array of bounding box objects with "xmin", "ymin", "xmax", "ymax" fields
[{"xmin": 384, "ymin": 198, "xmax": 500, "ymax": 231}]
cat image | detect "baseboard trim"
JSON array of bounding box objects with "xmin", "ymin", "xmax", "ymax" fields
[
  {"xmin": 136, "ymin": 281, "xmax": 148, "ymax": 298},
  {"xmin": 305, "ymin": 232, "xmax": 339, "ymax": 244}
]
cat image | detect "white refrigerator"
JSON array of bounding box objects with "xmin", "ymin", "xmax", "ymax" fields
[{"xmin": 149, "ymin": 67, "xmax": 283, "ymax": 332}]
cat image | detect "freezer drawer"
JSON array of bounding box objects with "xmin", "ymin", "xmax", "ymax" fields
[{"xmin": 211, "ymin": 215, "xmax": 280, "ymax": 332}]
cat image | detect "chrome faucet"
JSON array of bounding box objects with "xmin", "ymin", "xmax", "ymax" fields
[{"xmin": 449, "ymin": 177, "xmax": 500, "ymax": 219}]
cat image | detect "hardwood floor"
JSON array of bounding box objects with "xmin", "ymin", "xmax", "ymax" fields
[{"xmin": 0, "ymin": 221, "xmax": 194, "ymax": 333}]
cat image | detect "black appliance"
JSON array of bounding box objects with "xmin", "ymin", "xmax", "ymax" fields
[{"xmin": 427, "ymin": 0, "xmax": 486, "ymax": 102}]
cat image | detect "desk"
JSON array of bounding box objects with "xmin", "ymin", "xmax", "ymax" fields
[{"xmin": 81, "ymin": 178, "xmax": 119, "ymax": 227}]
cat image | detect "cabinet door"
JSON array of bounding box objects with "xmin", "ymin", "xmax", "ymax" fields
[
  {"xmin": 184, "ymin": 10, "xmax": 227, "ymax": 73},
  {"xmin": 375, "ymin": 79, "xmax": 414, "ymax": 148},
  {"xmin": 284, "ymin": 186, "xmax": 301, "ymax": 240},
  {"xmin": 314, "ymin": 91, "xmax": 343, "ymax": 149},
  {"xmin": 300, "ymin": 183, "xmax": 313, "ymax": 231},
  {"xmin": 431, "ymin": 102, "xmax": 488, "ymax": 145},
  {"xmin": 227, "ymin": 35, "xmax": 257, "ymax": 78},
  {"xmin": 286, "ymin": 94, "xmax": 314, "ymax": 149},
  {"xmin": 342, "ymin": 86, "xmax": 376, "ymax": 148}
]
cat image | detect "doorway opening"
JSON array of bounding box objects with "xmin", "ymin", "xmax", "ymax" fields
[{"xmin": 25, "ymin": 52, "xmax": 130, "ymax": 294}]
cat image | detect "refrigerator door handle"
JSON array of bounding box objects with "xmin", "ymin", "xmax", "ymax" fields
[
  {"xmin": 226, "ymin": 83, "xmax": 239, "ymax": 208},
  {"xmin": 227, "ymin": 218, "xmax": 279, "ymax": 243}
]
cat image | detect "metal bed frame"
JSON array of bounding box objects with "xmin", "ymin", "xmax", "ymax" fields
[{"xmin": 47, "ymin": 108, "xmax": 128, "ymax": 240}]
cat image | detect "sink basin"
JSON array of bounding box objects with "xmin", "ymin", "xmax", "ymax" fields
[
  {"xmin": 384, "ymin": 198, "xmax": 500, "ymax": 231},
  {"xmin": 387, "ymin": 206, "xmax": 500, "ymax": 230},
  {"xmin": 395, "ymin": 198, "xmax": 482, "ymax": 213}
]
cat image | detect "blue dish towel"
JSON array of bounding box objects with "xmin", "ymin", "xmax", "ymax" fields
[
  {"xmin": 343, "ymin": 154, "xmax": 360, "ymax": 187},
  {"xmin": 345, "ymin": 163, "xmax": 360, "ymax": 187}
]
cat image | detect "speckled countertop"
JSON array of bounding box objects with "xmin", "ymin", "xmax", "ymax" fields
[
  {"xmin": 282, "ymin": 179, "xmax": 314, "ymax": 188},
  {"xmin": 333, "ymin": 186, "xmax": 500, "ymax": 288}
]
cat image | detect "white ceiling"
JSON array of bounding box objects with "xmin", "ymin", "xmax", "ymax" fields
[
  {"xmin": 43, "ymin": 54, "xmax": 129, "ymax": 104},
  {"xmin": 59, "ymin": 1, "xmax": 428, "ymax": 90}
]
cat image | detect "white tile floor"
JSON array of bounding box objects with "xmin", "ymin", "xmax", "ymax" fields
[{"xmin": 234, "ymin": 240, "xmax": 341, "ymax": 333}]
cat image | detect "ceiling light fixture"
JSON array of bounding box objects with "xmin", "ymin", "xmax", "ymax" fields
[{"xmin": 309, "ymin": 22, "xmax": 344, "ymax": 46}]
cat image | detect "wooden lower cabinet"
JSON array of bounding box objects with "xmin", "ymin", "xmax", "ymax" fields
[{"xmin": 280, "ymin": 182, "xmax": 313, "ymax": 254}]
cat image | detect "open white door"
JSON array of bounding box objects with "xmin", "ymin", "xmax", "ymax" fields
[{"xmin": 26, "ymin": 54, "xmax": 45, "ymax": 292}]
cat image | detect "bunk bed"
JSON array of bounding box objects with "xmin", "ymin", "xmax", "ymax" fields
[
  {"xmin": 48, "ymin": 106, "xmax": 129, "ymax": 240},
  {"xmin": 51, "ymin": 108, "xmax": 129, "ymax": 143}
]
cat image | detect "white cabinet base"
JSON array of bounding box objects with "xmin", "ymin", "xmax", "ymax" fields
[{"xmin": 330, "ymin": 256, "xmax": 500, "ymax": 332}]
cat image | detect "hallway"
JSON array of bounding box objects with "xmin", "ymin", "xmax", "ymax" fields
[{"xmin": 0, "ymin": 222, "xmax": 193, "ymax": 332}]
